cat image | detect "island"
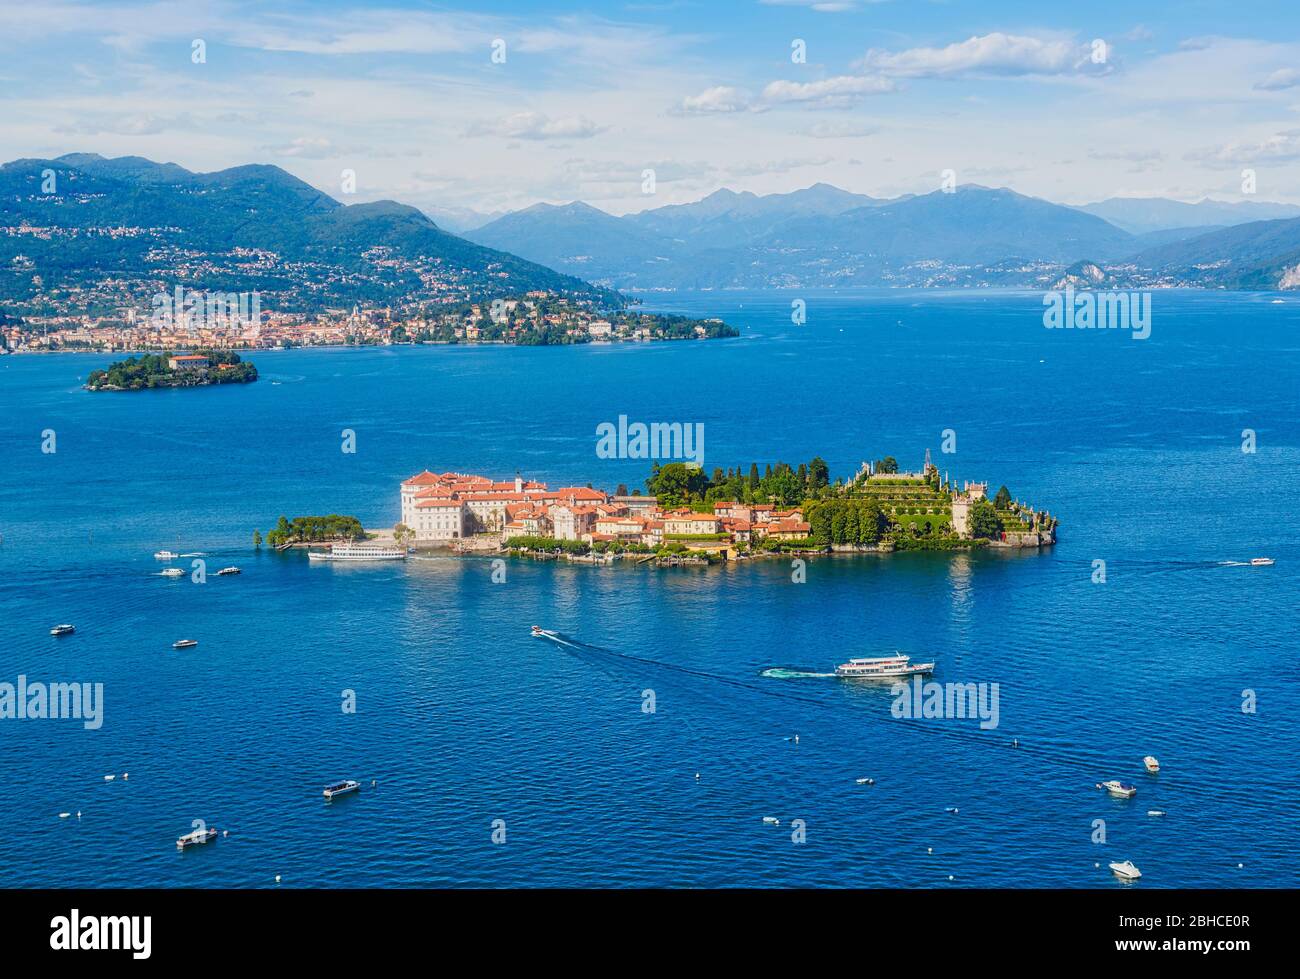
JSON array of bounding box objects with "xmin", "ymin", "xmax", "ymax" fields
[
  {"xmin": 388, "ymin": 451, "xmax": 1058, "ymax": 568},
  {"xmin": 85, "ymin": 350, "xmax": 257, "ymax": 391}
]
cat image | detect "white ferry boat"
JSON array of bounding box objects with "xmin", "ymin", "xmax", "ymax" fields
[
  {"xmin": 50, "ymin": 624, "xmax": 76, "ymax": 637},
  {"xmin": 323, "ymin": 779, "xmax": 361, "ymax": 799},
  {"xmin": 835, "ymin": 653, "xmax": 935, "ymax": 679},
  {"xmin": 308, "ymin": 541, "xmax": 406, "ymax": 562},
  {"xmin": 176, "ymin": 827, "xmax": 218, "ymax": 850}
]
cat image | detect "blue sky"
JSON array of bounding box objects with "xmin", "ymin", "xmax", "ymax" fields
[{"xmin": 2, "ymin": 0, "xmax": 1299, "ymax": 216}]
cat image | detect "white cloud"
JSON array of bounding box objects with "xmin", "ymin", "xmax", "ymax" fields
[
  {"xmin": 761, "ymin": 75, "xmax": 895, "ymax": 106},
  {"xmin": 469, "ymin": 112, "xmax": 607, "ymax": 141},
  {"xmin": 860, "ymin": 32, "xmax": 1107, "ymax": 79},
  {"xmin": 1187, "ymin": 130, "xmax": 1300, "ymax": 166},
  {"xmin": 801, "ymin": 121, "xmax": 879, "ymax": 139},
  {"xmin": 677, "ymin": 86, "xmax": 753, "ymax": 114},
  {"xmin": 1255, "ymin": 68, "xmax": 1300, "ymax": 92}
]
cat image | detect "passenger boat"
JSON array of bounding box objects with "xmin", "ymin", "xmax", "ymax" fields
[
  {"xmin": 176, "ymin": 827, "xmax": 218, "ymax": 850},
  {"xmin": 1250, "ymin": 557, "xmax": 1275, "ymax": 566},
  {"xmin": 323, "ymin": 779, "xmax": 361, "ymax": 799},
  {"xmin": 1143, "ymin": 756, "xmax": 1160, "ymax": 773},
  {"xmin": 50, "ymin": 624, "xmax": 75, "ymax": 637},
  {"xmin": 172, "ymin": 639, "xmax": 198, "ymax": 649},
  {"xmin": 835, "ymin": 653, "xmax": 935, "ymax": 678},
  {"xmin": 160, "ymin": 568, "xmax": 185, "ymax": 578},
  {"xmin": 1108, "ymin": 860, "xmax": 1142, "ymax": 880},
  {"xmin": 1097, "ymin": 780, "xmax": 1137, "ymax": 798},
  {"xmin": 154, "ymin": 550, "xmax": 178, "ymax": 560},
  {"xmin": 216, "ymin": 566, "xmax": 241, "ymax": 576},
  {"xmin": 308, "ymin": 541, "xmax": 406, "ymax": 562}
]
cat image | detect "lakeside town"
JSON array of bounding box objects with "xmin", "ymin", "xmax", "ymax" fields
[
  {"xmin": 360, "ymin": 450, "xmax": 1059, "ymax": 564},
  {"xmin": 0, "ymin": 290, "xmax": 734, "ymax": 353}
]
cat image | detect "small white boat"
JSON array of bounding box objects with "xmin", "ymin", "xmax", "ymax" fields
[
  {"xmin": 58, "ymin": 812, "xmax": 71, "ymax": 819},
  {"xmin": 323, "ymin": 779, "xmax": 360, "ymax": 800},
  {"xmin": 160, "ymin": 568, "xmax": 185, "ymax": 578},
  {"xmin": 172, "ymin": 639, "xmax": 198, "ymax": 649},
  {"xmin": 154, "ymin": 550, "xmax": 178, "ymax": 560},
  {"xmin": 531, "ymin": 625, "xmax": 558, "ymax": 639},
  {"xmin": 216, "ymin": 566, "xmax": 241, "ymax": 576},
  {"xmin": 855, "ymin": 777, "xmax": 875, "ymax": 785},
  {"xmin": 1098, "ymin": 780, "xmax": 1137, "ymax": 798},
  {"xmin": 103, "ymin": 775, "xmax": 115, "ymax": 781},
  {"xmin": 945, "ymin": 806, "xmax": 960, "ymax": 814},
  {"xmin": 1250, "ymin": 557, "xmax": 1275, "ymax": 566},
  {"xmin": 1147, "ymin": 810, "xmax": 1166, "ymax": 817},
  {"xmin": 1143, "ymin": 755, "xmax": 1160, "ymax": 773},
  {"xmin": 761, "ymin": 816, "xmax": 780, "ymax": 825},
  {"xmin": 1108, "ymin": 860, "xmax": 1142, "ymax": 880},
  {"xmin": 177, "ymin": 827, "xmax": 218, "ymax": 850},
  {"xmin": 50, "ymin": 624, "xmax": 75, "ymax": 637}
]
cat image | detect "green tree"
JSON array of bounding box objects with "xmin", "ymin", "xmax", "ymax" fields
[
  {"xmin": 393, "ymin": 523, "xmax": 415, "ymax": 547},
  {"xmin": 253, "ymin": 530, "xmax": 262, "ymax": 547},
  {"xmin": 993, "ymin": 485, "xmax": 1012, "ymax": 509},
  {"xmin": 968, "ymin": 498, "xmax": 1002, "ymax": 539}
]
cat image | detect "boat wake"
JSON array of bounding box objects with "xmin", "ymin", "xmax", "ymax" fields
[{"xmin": 760, "ymin": 667, "xmax": 836, "ymax": 679}]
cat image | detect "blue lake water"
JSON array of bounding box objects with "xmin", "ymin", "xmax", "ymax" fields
[{"xmin": 0, "ymin": 289, "xmax": 1296, "ymax": 888}]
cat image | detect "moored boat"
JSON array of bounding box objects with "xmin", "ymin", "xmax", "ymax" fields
[
  {"xmin": 835, "ymin": 653, "xmax": 935, "ymax": 678},
  {"xmin": 176, "ymin": 827, "xmax": 218, "ymax": 850},
  {"xmin": 1097, "ymin": 780, "xmax": 1137, "ymax": 798},
  {"xmin": 50, "ymin": 624, "xmax": 75, "ymax": 637},
  {"xmin": 308, "ymin": 541, "xmax": 406, "ymax": 562},
  {"xmin": 323, "ymin": 779, "xmax": 361, "ymax": 799},
  {"xmin": 1108, "ymin": 860, "xmax": 1142, "ymax": 880},
  {"xmin": 1143, "ymin": 755, "xmax": 1160, "ymax": 773}
]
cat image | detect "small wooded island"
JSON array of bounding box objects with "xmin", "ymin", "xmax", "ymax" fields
[{"xmin": 85, "ymin": 350, "xmax": 258, "ymax": 391}]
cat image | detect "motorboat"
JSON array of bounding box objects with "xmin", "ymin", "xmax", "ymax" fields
[
  {"xmin": 216, "ymin": 566, "xmax": 241, "ymax": 576},
  {"xmin": 1108, "ymin": 860, "xmax": 1141, "ymax": 880},
  {"xmin": 50, "ymin": 624, "xmax": 75, "ymax": 637},
  {"xmin": 154, "ymin": 550, "xmax": 178, "ymax": 560},
  {"xmin": 1098, "ymin": 780, "xmax": 1137, "ymax": 798},
  {"xmin": 1250, "ymin": 557, "xmax": 1274, "ymax": 566},
  {"xmin": 160, "ymin": 568, "xmax": 185, "ymax": 578},
  {"xmin": 323, "ymin": 779, "xmax": 361, "ymax": 800},
  {"xmin": 172, "ymin": 639, "xmax": 198, "ymax": 649},
  {"xmin": 531, "ymin": 625, "xmax": 558, "ymax": 639},
  {"xmin": 177, "ymin": 827, "xmax": 218, "ymax": 850},
  {"xmin": 1143, "ymin": 756, "xmax": 1160, "ymax": 773}
]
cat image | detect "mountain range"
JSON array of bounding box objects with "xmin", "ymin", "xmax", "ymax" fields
[
  {"xmin": 0, "ymin": 154, "xmax": 617, "ymax": 316},
  {"xmin": 5, "ymin": 154, "xmax": 1300, "ymax": 316},
  {"xmin": 467, "ymin": 184, "xmax": 1300, "ymax": 292}
]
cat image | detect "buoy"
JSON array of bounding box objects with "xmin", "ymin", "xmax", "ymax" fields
[
  {"xmin": 794, "ymin": 735, "xmax": 799, "ymax": 744},
  {"xmin": 1012, "ymin": 738, "xmax": 1019, "ymax": 747},
  {"xmin": 222, "ymin": 830, "xmax": 229, "ymax": 837},
  {"xmin": 122, "ymin": 773, "xmax": 129, "ymax": 780},
  {"xmin": 371, "ymin": 779, "xmax": 376, "ymax": 787},
  {"xmin": 948, "ymin": 875, "xmax": 954, "ymax": 881},
  {"xmin": 76, "ymin": 811, "xmax": 81, "ymax": 819},
  {"xmin": 1238, "ymin": 863, "xmax": 1243, "ymax": 869},
  {"xmin": 694, "ymin": 773, "xmax": 700, "ymax": 780},
  {"xmin": 927, "ymin": 847, "xmax": 933, "ymax": 854},
  {"xmin": 275, "ymin": 874, "xmax": 281, "ymax": 883}
]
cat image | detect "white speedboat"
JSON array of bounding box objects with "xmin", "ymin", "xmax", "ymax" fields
[
  {"xmin": 1250, "ymin": 557, "xmax": 1274, "ymax": 566},
  {"xmin": 323, "ymin": 779, "xmax": 361, "ymax": 800},
  {"xmin": 835, "ymin": 653, "xmax": 934, "ymax": 678},
  {"xmin": 160, "ymin": 568, "xmax": 185, "ymax": 578},
  {"xmin": 216, "ymin": 566, "xmax": 241, "ymax": 576},
  {"xmin": 177, "ymin": 827, "xmax": 218, "ymax": 850},
  {"xmin": 154, "ymin": 550, "xmax": 178, "ymax": 560},
  {"xmin": 1097, "ymin": 780, "xmax": 1137, "ymax": 798},
  {"xmin": 1108, "ymin": 860, "xmax": 1141, "ymax": 880},
  {"xmin": 50, "ymin": 624, "xmax": 75, "ymax": 637},
  {"xmin": 530, "ymin": 625, "xmax": 558, "ymax": 639},
  {"xmin": 172, "ymin": 639, "xmax": 198, "ymax": 649},
  {"xmin": 1143, "ymin": 756, "xmax": 1160, "ymax": 773},
  {"xmin": 308, "ymin": 541, "xmax": 405, "ymax": 562}
]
